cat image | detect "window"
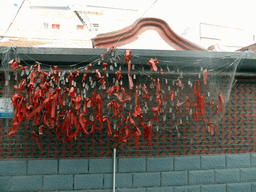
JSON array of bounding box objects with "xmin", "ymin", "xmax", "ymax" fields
[
  {"xmin": 43, "ymin": 23, "xmax": 49, "ymax": 29},
  {"xmin": 52, "ymin": 24, "xmax": 60, "ymax": 30},
  {"xmin": 77, "ymin": 25, "xmax": 84, "ymax": 30},
  {"xmin": 92, "ymin": 23, "xmax": 99, "ymax": 32}
]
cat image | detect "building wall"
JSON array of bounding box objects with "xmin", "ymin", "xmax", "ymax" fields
[
  {"xmin": 0, "ymin": 79, "xmax": 255, "ymax": 191},
  {"xmin": 1, "ymin": 2, "xmax": 140, "ymax": 41},
  {"xmin": 0, "ymin": 82, "xmax": 255, "ymax": 159},
  {"xmin": 2, "ymin": 154, "xmax": 256, "ymax": 191},
  {"xmin": 0, "ymin": 47, "xmax": 255, "ymax": 191}
]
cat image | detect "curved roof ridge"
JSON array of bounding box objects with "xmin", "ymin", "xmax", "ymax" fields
[{"xmin": 91, "ymin": 17, "xmax": 206, "ymax": 51}]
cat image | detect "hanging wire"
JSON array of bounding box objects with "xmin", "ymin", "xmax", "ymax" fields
[
  {"xmin": 112, "ymin": 0, "xmax": 159, "ymax": 48},
  {"xmin": 14, "ymin": 0, "xmax": 159, "ymax": 71},
  {"xmin": 0, "ymin": 0, "xmax": 26, "ymax": 42},
  {"xmin": 115, "ymin": 48, "xmax": 241, "ymax": 84}
]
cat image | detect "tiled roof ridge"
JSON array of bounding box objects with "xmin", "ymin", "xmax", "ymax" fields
[{"xmin": 91, "ymin": 17, "xmax": 206, "ymax": 51}]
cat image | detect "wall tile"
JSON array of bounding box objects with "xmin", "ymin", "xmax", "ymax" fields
[
  {"xmin": 0, "ymin": 161, "xmax": 26, "ymax": 176},
  {"xmin": 0, "ymin": 176, "xmax": 11, "ymax": 191},
  {"xmin": 89, "ymin": 159, "xmax": 113, "ymax": 173},
  {"xmin": 147, "ymin": 157, "xmax": 173, "ymax": 172},
  {"xmin": 147, "ymin": 186, "xmax": 174, "ymax": 192},
  {"xmin": 28, "ymin": 160, "xmax": 57, "ymax": 175},
  {"xmin": 74, "ymin": 174, "xmax": 103, "ymax": 189},
  {"xmin": 215, "ymin": 169, "xmax": 239, "ymax": 183},
  {"xmin": 59, "ymin": 159, "xmax": 88, "ymax": 174},
  {"xmin": 116, "ymin": 188, "xmax": 146, "ymax": 192},
  {"xmin": 133, "ymin": 172, "xmax": 160, "ymax": 187},
  {"xmin": 201, "ymin": 184, "xmax": 226, "ymax": 192},
  {"xmin": 119, "ymin": 158, "xmax": 146, "ymax": 172},
  {"xmin": 104, "ymin": 173, "xmax": 132, "ymax": 188},
  {"xmin": 201, "ymin": 155, "xmax": 225, "ymax": 169},
  {"xmin": 44, "ymin": 175, "xmax": 73, "ymax": 190},
  {"xmin": 174, "ymin": 185, "xmax": 200, "ymax": 192},
  {"xmin": 162, "ymin": 171, "xmax": 187, "ymax": 186},
  {"xmin": 174, "ymin": 156, "xmax": 200, "ymax": 171},
  {"xmin": 227, "ymin": 183, "xmax": 251, "ymax": 192},
  {"xmin": 189, "ymin": 170, "xmax": 214, "ymax": 184},
  {"xmin": 241, "ymin": 168, "xmax": 256, "ymax": 182},
  {"xmin": 227, "ymin": 154, "xmax": 250, "ymax": 168},
  {"xmin": 10, "ymin": 175, "xmax": 42, "ymax": 191}
]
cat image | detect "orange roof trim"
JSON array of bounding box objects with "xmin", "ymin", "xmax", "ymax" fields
[
  {"xmin": 236, "ymin": 43, "xmax": 256, "ymax": 52},
  {"xmin": 91, "ymin": 17, "xmax": 206, "ymax": 51}
]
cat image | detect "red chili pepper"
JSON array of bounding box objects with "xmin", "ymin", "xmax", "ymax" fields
[
  {"xmin": 209, "ymin": 101, "xmax": 214, "ymax": 108},
  {"xmin": 39, "ymin": 125, "xmax": 45, "ymax": 135},
  {"xmin": 124, "ymin": 49, "xmax": 131, "ymax": 63},
  {"xmin": 208, "ymin": 121, "xmax": 214, "ymax": 135},
  {"xmin": 215, "ymin": 104, "xmax": 219, "ymax": 114},
  {"xmin": 74, "ymin": 68, "xmax": 79, "ymax": 78},
  {"xmin": 19, "ymin": 64, "xmax": 28, "ymax": 71},
  {"xmin": 84, "ymin": 63, "xmax": 92, "ymax": 71},
  {"xmin": 143, "ymin": 122, "xmax": 152, "ymax": 147},
  {"xmin": 103, "ymin": 116, "xmax": 112, "ymax": 135},
  {"xmin": 193, "ymin": 109, "xmax": 198, "ymax": 121},
  {"xmin": 93, "ymin": 69, "xmax": 101, "ymax": 78},
  {"xmin": 31, "ymin": 131, "xmax": 40, "ymax": 149},
  {"xmin": 82, "ymin": 72, "xmax": 87, "ymax": 82},
  {"xmin": 169, "ymin": 91, "xmax": 174, "ymax": 101},
  {"xmin": 148, "ymin": 58, "xmax": 159, "ymax": 71},
  {"xmin": 219, "ymin": 93, "xmax": 225, "ymax": 113},
  {"xmin": 102, "ymin": 63, "xmax": 108, "ymax": 71},
  {"xmin": 73, "ymin": 95, "xmax": 81, "ymax": 110},
  {"xmin": 176, "ymin": 79, "xmax": 182, "ymax": 87},
  {"xmin": 8, "ymin": 59, "xmax": 18, "ymax": 69},
  {"xmin": 53, "ymin": 66, "xmax": 58, "ymax": 76},
  {"xmin": 203, "ymin": 69, "xmax": 207, "ymax": 84},
  {"xmin": 98, "ymin": 77, "xmax": 106, "ymax": 85},
  {"xmin": 128, "ymin": 74, "xmax": 133, "ymax": 89},
  {"xmin": 113, "ymin": 87, "xmax": 131, "ymax": 103},
  {"xmin": 142, "ymin": 84, "xmax": 149, "ymax": 94},
  {"xmin": 115, "ymin": 71, "xmax": 122, "ymax": 80}
]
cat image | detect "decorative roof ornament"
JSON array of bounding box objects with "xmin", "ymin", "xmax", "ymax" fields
[{"xmin": 91, "ymin": 17, "xmax": 206, "ymax": 51}]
